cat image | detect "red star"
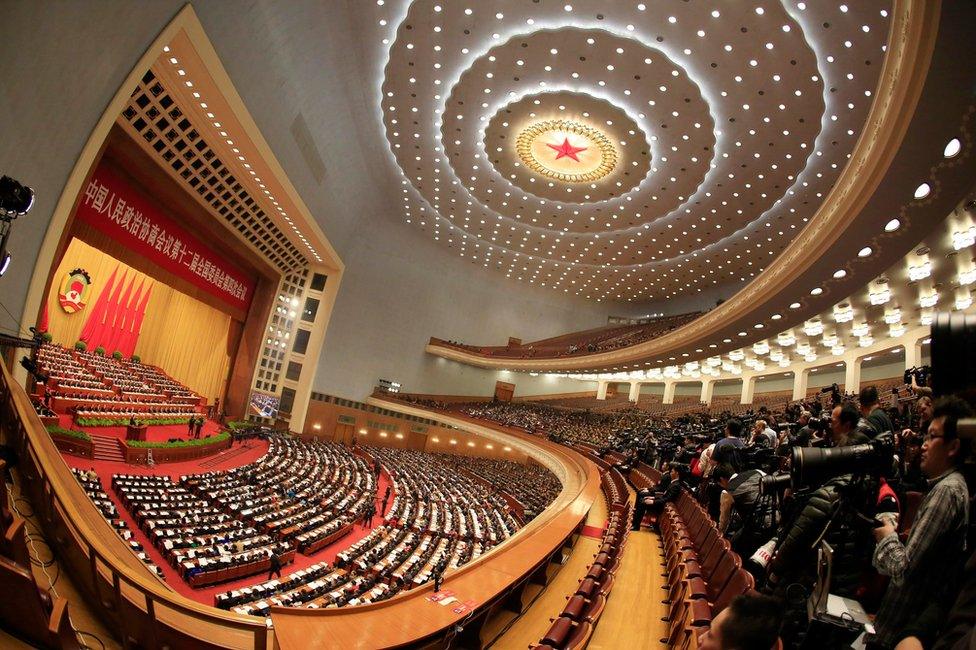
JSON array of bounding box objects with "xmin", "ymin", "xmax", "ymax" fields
[{"xmin": 546, "ymin": 137, "xmax": 588, "ymax": 162}]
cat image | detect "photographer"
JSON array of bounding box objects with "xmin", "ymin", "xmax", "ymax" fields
[
  {"xmin": 866, "ymin": 396, "xmax": 973, "ymax": 649},
  {"xmin": 794, "ymin": 410, "xmax": 818, "ymax": 448},
  {"xmin": 714, "ymin": 463, "xmax": 771, "ymax": 556},
  {"xmin": 697, "ymin": 592, "xmax": 784, "ymax": 650},
  {"xmin": 764, "ymin": 403, "xmax": 873, "ymax": 599},
  {"xmin": 860, "ymin": 385, "xmax": 895, "ymax": 439},
  {"xmin": 751, "ymin": 419, "xmax": 778, "ymax": 449},
  {"xmin": 712, "ymin": 418, "xmax": 747, "ymax": 470}
]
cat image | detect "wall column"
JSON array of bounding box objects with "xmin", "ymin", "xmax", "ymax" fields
[
  {"xmin": 904, "ymin": 335, "xmax": 923, "ymax": 370},
  {"xmin": 700, "ymin": 380, "xmax": 715, "ymax": 405},
  {"xmin": 628, "ymin": 381, "xmax": 641, "ymax": 403},
  {"xmin": 792, "ymin": 368, "xmax": 810, "ymax": 402},
  {"xmin": 596, "ymin": 380, "xmax": 609, "ymax": 401},
  {"xmin": 740, "ymin": 375, "xmax": 756, "ymax": 405},
  {"xmin": 843, "ymin": 353, "xmax": 863, "ymax": 395},
  {"xmin": 663, "ymin": 381, "xmax": 677, "ymax": 405}
]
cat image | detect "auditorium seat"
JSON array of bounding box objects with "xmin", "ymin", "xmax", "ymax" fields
[
  {"xmin": 0, "ymin": 555, "xmax": 81, "ymax": 650},
  {"xmin": 1, "ymin": 516, "xmax": 31, "ymax": 569}
]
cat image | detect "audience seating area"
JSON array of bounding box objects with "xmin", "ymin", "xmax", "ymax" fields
[
  {"xmin": 35, "ymin": 343, "xmax": 205, "ymax": 425},
  {"xmin": 433, "ymin": 453, "xmax": 561, "ymax": 520},
  {"xmin": 209, "ymin": 443, "xmax": 526, "ymax": 616},
  {"xmin": 431, "ymin": 311, "xmax": 702, "ymax": 359},
  {"xmin": 0, "ymin": 460, "xmax": 82, "ymax": 649}
]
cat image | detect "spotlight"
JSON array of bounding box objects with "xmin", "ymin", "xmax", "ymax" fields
[{"xmin": 0, "ymin": 176, "xmax": 34, "ymax": 219}]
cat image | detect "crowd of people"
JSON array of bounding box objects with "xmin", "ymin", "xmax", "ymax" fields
[
  {"xmin": 34, "ymin": 342, "xmax": 208, "ymax": 426},
  {"xmin": 432, "ymin": 453, "xmax": 561, "ymax": 520},
  {"xmin": 448, "ymin": 379, "xmax": 975, "ymax": 650}
]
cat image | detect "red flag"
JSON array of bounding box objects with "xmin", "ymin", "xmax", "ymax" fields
[
  {"xmin": 124, "ymin": 283, "xmax": 153, "ymax": 358},
  {"xmin": 80, "ymin": 266, "xmax": 119, "ymax": 343},
  {"xmin": 105, "ymin": 275, "xmax": 136, "ymax": 354},
  {"xmin": 90, "ymin": 271, "xmax": 127, "ymax": 350},
  {"xmin": 115, "ymin": 280, "xmax": 144, "ymax": 358},
  {"xmin": 37, "ymin": 303, "xmax": 49, "ymax": 333}
]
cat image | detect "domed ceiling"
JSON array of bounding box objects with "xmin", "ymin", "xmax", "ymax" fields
[{"xmin": 377, "ymin": 1, "xmax": 892, "ymax": 302}]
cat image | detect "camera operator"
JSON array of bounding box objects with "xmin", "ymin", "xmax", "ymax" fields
[
  {"xmin": 763, "ymin": 403, "xmax": 874, "ymax": 607},
  {"xmin": 860, "ymin": 385, "xmax": 895, "ymax": 439},
  {"xmin": 865, "ymin": 396, "xmax": 973, "ymax": 649},
  {"xmin": 898, "ymin": 395, "xmax": 933, "ymax": 492},
  {"xmin": 751, "ymin": 419, "xmax": 779, "ymax": 449},
  {"xmin": 714, "ymin": 463, "xmax": 772, "ymax": 556},
  {"xmin": 794, "ymin": 410, "xmax": 818, "ymax": 448},
  {"xmin": 712, "ymin": 418, "xmax": 747, "ymax": 470}
]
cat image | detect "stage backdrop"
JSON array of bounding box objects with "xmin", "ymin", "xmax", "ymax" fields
[{"xmin": 46, "ymin": 238, "xmax": 239, "ymax": 402}]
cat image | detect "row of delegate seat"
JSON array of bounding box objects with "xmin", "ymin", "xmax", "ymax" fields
[
  {"xmin": 0, "ymin": 460, "xmax": 82, "ymax": 649},
  {"xmin": 531, "ymin": 465, "xmax": 632, "ymax": 650},
  {"xmin": 659, "ymin": 490, "xmax": 757, "ymax": 648}
]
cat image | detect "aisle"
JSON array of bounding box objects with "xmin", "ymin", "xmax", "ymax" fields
[{"xmin": 587, "ymin": 528, "xmax": 669, "ymax": 649}]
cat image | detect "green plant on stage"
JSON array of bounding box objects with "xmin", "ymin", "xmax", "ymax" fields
[
  {"xmin": 226, "ymin": 420, "xmax": 253, "ymax": 431},
  {"xmin": 45, "ymin": 425, "xmax": 92, "ymax": 442},
  {"xmin": 127, "ymin": 432, "xmax": 231, "ymax": 448},
  {"xmin": 112, "ymin": 350, "xmax": 123, "ymax": 360},
  {"xmin": 131, "ymin": 355, "xmax": 141, "ymax": 363},
  {"xmin": 74, "ymin": 341, "xmax": 87, "ymax": 351},
  {"xmin": 41, "ymin": 332, "xmax": 53, "ymax": 343},
  {"xmin": 75, "ymin": 416, "xmax": 196, "ymax": 427},
  {"xmin": 94, "ymin": 346, "xmax": 105, "ymax": 356}
]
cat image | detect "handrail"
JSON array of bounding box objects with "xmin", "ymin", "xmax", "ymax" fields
[{"xmin": 0, "ymin": 361, "xmax": 270, "ymax": 650}]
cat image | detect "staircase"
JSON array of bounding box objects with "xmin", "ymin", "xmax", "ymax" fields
[{"xmin": 91, "ymin": 435, "xmax": 125, "ymax": 463}]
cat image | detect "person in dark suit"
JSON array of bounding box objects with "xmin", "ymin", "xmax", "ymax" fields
[
  {"xmin": 187, "ymin": 417, "xmax": 194, "ymax": 436},
  {"xmin": 268, "ymin": 550, "xmax": 282, "ymax": 579},
  {"xmin": 194, "ymin": 417, "xmax": 204, "ymax": 438}
]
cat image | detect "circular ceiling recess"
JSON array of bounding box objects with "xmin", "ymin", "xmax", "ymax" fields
[
  {"xmin": 485, "ymin": 90, "xmax": 651, "ymax": 205},
  {"xmin": 378, "ymin": 1, "xmax": 892, "ymax": 302}
]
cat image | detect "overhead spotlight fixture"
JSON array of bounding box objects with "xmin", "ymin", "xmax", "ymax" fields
[
  {"xmin": 0, "ymin": 175, "xmax": 35, "ymax": 219},
  {"xmin": 884, "ymin": 218, "xmax": 900, "ymax": 232},
  {"xmin": 914, "ymin": 183, "xmax": 931, "ymax": 200},
  {"xmin": 858, "ymin": 246, "xmax": 873, "ymax": 257},
  {"xmin": 944, "ymin": 138, "xmax": 962, "ymax": 158}
]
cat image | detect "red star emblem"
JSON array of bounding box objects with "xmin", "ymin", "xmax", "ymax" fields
[{"xmin": 546, "ymin": 137, "xmax": 587, "ymax": 162}]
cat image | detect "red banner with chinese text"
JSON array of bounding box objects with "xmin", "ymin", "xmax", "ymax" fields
[{"xmin": 75, "ymin": 163, "xmax": 255, "ymax": 312}]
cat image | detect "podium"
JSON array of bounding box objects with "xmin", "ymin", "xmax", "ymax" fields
[{"xmin": 126, "ymin": 424, "xmax": 148, "ymax": 442}]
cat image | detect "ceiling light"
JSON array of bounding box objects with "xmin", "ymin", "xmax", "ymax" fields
[
  {"xmin": 920, "ymin": 309, "xmax": 934, "ymax": 326},
  {"xmin": 729, "ymin": 349, "xmax": 744, "ymax": 361},
  {"xmin": 885, "ymin": 219, "xmax": 901, "ymax": 232},
  {"xmin": 956, "ymin": 290, "xmax": 973, "ymax": 311},
  {"xmin": 920, "ymin": 291, "xmax": 939, "ymax": 308},
  {"xmin": 869, "ymin": 286, "xmax": 891, "ymax": 305},
  {"xmin": 858, "ymin": 246, "xmax": 873, "ymax": 257},
  {"xmin": 810, "ymin": 287, "xmax": 823, "ymax": 295},
  {"xmin": 859, "ymin": 336, "xmax": 874, "ymax": 348},
  {"xmin": 789, "ymin": 302, "xmax": 801, "ymax": 309},
  {"xmin": 753, "ymin": 341, "xmax": 770, "ymax": 355},
  {"xmin": 908, "ymin": 259, "xmax": 932, "ymax": 281},
  {"xmin": 884, "ymin": 308, "xmax": 902, "ymax": 325},
  {"xmin": 914, "ymin": 183, "xmax": 931, "ymax": 200},
  {"xmin": 952, "ymin": 226, "xmax": 976, "ymax": 250},
  {"xmin": 831, "ymin": 345, "xmax": 846, "ymax": 356},
  {"xmin": 833, "ymin": 304, "xmax": 854, "ymax": 323},
  {"xmin": 777, "ymin": 331, "xmax": 796, "ymax": 347},
  {"xmin": 852, "ymin": 322, "xmax": 870, "ymax": 338},
  {"xmin": 889, "ymin": 323, "xmax": 906, "ymax": 338},
  {"xmin": 803, "ymin": 320, "xmax": 824, "ymax": 336},
  {"xmin": 959, "ymin": 268, "xmax": 976, "ymax": 286},
  {"xmin": 944, "ymin": 138, "xmax": 962, "ymax": 158},
  {"xmin": 833, "ymin": 269, "xmax": 847, "ymax": 279}
]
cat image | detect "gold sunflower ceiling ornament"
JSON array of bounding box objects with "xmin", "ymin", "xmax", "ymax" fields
[{"xmin": 515, "ymin": 119, "xmax": 617, "ymax": 184}]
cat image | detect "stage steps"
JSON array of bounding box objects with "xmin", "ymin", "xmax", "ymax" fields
[{"xmin": 91, "ymin": 435, "xmax": 125, "ymax": 463}]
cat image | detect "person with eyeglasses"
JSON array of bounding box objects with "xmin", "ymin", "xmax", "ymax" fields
[{"xmin": 866, "ymin": 396, "xmax": 973, "ymax": 649}]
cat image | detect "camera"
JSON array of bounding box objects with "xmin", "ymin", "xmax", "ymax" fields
[
  {"xmin": 903, "ymin": 366, "xmax": 931, "ymax": 388},
  {"xmin": 789, "ymin": 433, "xmax": 894, "ymax": 490},
  {"xmin": 759, "ymin": 472, "xmax": 792, "ymax": 496}
]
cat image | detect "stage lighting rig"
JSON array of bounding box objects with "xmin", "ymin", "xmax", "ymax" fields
[
  {"xmin": 0, "ymin": 175, "xmax": 34, "ymax": 219},
  {"xmin": 0, "ymin": 174, "xmax": 35, "ymax": 278}
]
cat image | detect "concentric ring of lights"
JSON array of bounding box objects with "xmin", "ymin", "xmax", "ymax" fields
[
  {"xmin": 376, "ymin": 2, "xmax": 891, "ymax": 301},
  {"xmin": 515, "ymin": 119, "xmax": 617, "ymax": 184}
]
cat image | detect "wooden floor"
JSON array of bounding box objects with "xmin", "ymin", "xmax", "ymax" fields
[
  {"xmin": 3, "ymin": 462, "xmax": 122, "ymax": 650},
  {"xmin": 491, "ymin": 484, "xmax": 669, "ymax": 650},
  {"xmin": 588, "ymin": 528, "xmax": 669, "ymax": 650}
]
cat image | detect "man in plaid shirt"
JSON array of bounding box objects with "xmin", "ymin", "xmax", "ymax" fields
[{"xmin": 867, "ymin": 396, "xmax": 972, "ymax": 649}]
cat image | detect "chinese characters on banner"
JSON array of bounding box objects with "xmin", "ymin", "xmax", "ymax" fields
[{"xmin": 74, "ymin": 162, "xmax": 255, "ymax": 312}]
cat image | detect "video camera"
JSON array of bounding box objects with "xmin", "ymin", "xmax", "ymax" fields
[
  {"xmin": 789, "ymin": 433, "xmax": 895, "ymax": 491},
  {"xmin": 904, "ymin": 366, "xmax": 931, "ymax": 388}
]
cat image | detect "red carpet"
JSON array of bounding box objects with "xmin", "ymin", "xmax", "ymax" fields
[{"xmin": 60, "ymin": 442, "xmax": 394, "ymax": 607}]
